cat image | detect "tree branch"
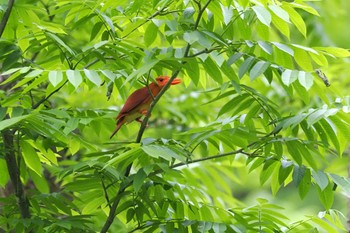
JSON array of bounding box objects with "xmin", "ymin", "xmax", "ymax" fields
[
  {"xmin": 1, "ymin": 128, "xmax": 31, "ymax": 219},
  {"xmin": 0, "ymin": 0, "xmax": 15, "ymax": 38}
]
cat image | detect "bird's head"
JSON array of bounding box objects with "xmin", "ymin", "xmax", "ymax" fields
[{"xmin": 155, "ymin": 76, "xmax": 181, "ymax": 87}]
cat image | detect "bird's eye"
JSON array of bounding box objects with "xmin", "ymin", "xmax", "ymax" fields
[{"xmin": 159, "ymin": 78, "xmax": 163, "ymax": 82}]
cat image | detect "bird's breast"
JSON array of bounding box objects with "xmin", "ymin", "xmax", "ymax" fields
[{"xmin": 123, "ymin": 102, "xmax": 151, "ymax": 124}]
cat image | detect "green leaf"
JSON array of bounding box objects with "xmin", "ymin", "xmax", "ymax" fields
[
  {"xmin": 26, "ymin": 69, "xmax": 44, "ymax": 78},
  {"xmin": 1, "ymin": 67, "xmax": 22, "ymax": 76},
  {"xmin": 317, "ymin": 183, "xmax": 334, "ymax": 210},
  {"xmin": 46, "ymin": 32, "xmax": 75, "ymax": 55},
  {"xmin": 101, "ymin": 13, "xmax": 115, "ymax": 35},
  {"xmin": 142, "ymin": 145, "xmax": 186, "ymax": 162},
  {"xmin": 90, "ymin": 21, "xmax": 104, "ymax": 41},
  {"xmin": 0, "ymin": 159, "xmax": 9, "ymax": 188},
  {"xmin": 319, "ymin": 119, "xmax": 340, "ymax": 155},
  {"xmin": 133, "ymin": 169, "xmax": 147, "ymax": 193},
  {"xmin": 292, "ymin": 44, "xmax": 318, "ymax": 54},
  {"xmin": 315, "ymin": 47, "xmax": 350, "ymax": 58},
  {"xmin": 258, "ymin": 41, "xmax": 272, "ymax": 54},
  {"xmin": 67, "ymin": 70, "xmax": 83, "ymax": 88},
  {"xmin": 278, "ymin": 160, "xmax": 293, "ymax": 185},
  {"xmin": 220, "ymin": 4, "xmax": 233, "ymax": 25},
  {"xmin": 311, "ymin": 216, "xmax": 338, "ymax": 232},
  {"xmin": 293, "ymin": 165, "xmax": 306, "ymax": 187},
  {"xmin": 281, "ymin": 69, "xmax": 298, "ymax": 86},
  {"xmin": 330, "ymin": 174, "xmax": 350, "ymax": 196},
  {"xmin": 290, "ymin": 2, "xmax": 320, "ymax": 16},
  {"xmin": 294, "ymin": 48, "xmax": 313, "ymax": 71},
  {"xmin": 307, "ymin": 109, "xmax": 327, "ymax": 126},
  {"xmin": 283, "ymin": 5, "xmax": 307, "ymax": 37},
  {"xmin": 260, "ymin": 160, "xmax": 278, "ymax": 185},
  {"xmin": 218, "ymin": 93, "xmax": 249, "ymax": 116},
  {"xmin": 22, "ymin": 74, "xmax": 47, "ymax": 94},
  {"xmin": 269, "ymin": 5, "xmax": 290, "ymax": 23},
  {"xmin": 329, "ymin": 114, "xmax": 350, "ymax": 153},
  {"xmin": 310, "ymin": 52, "xmax": 328, "ymax": 66},
  {"xmin": 84, "ymin": 69, "xmax": 102, "ymax": 86},
  {"xmin": 203, "ymin": 56, "xmax": 222, "ymax": 83},
  {"xmin": 183, "ymin": 31, "xmax": 200, "ymax": 44},
  {"xmin": 227, "ymin": 53, "xmax": 243, "ymax": 66},
  {"xmin": 20, "ymin": 140, "xmax": 42, "ymax": 176},
  {"xmin": 184, "ymin": 58, "xmax": 200, "ymax": 86},
  {"xmin": 29, "ymin": 169, "xmax": 49, "ymax": 193},
  {"xmin": 0, "ymin": 114, "xmax": 32, "ymax": 131},
  {"xmin": 271, "ymin": 12, "xmax": 290, "ymax": 39},
  {"xmin": 298, "ymin": 168, "xmax": 311, "ymax": 199},
  {"xmin": 252, "ymin": 6, "xmax": 272, "ymax": 27},
  {"xmin": 272, "ymin": 42, "xmax": 294, "ymax": 56},
  {"xmin": 249, "ymin": 61, "xmax": 270, "ymax": 81},
  {"xmin": 298, "ymin": 71, "xmax": 313, "ymax": 90},
  {"xmin": 144, "ymin": 22, "xmax": 158, "ymax": 46},
  {"xmin": 312, "ymin": 170, "xmax": 329, "ymax": 191},
  {"xmin": 286, "ymin": 140, "xmax": 302, "ymax": 165},
  {"xmin": 100, "ymin": 70, "xmax": 116, "ymax": 82},
  {"xmin": 238, "ymin": 57, "xmax": 255, "ymax": 78},
  {"xmin": 49, "ymin": 70, "xmax": 63, "ymax": 87},
  {"xmin": 93, "ymin": 40, "xmax": 109, "ymax": 49},
  {"xmin": 127, "ymin": 59, "xmax": 159, "ymax": 81},
  {"xmin": 293, "ymin": 81, "xmax": 309, "ymax": 104}
]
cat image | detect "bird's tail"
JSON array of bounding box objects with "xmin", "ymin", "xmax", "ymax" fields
[{"xmin": 110, "ymin": 120, "xmax": 123, "ymax": 139}]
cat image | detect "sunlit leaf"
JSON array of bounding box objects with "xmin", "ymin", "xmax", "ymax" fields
[
  {"xmin": 20, "ymin": 140, "xmax": 42, "ymax": 176},
  {"xmin": 84, "ymin": 69, "xmax": 102, "ymax": 86},
  {"xmin": 49, "ymin": 71, "xmax": 63, "ymax": 87},
  {"xmin": 252, "ymin": 6, "xmax": 272, "ymax": 27},
  {"xmin": 249, "ymin": 61, "xmax": 270, "ymax": 81},
  {"xmin": 67, "ymin": 70, "xmax": 83, "ymax": 88},
  {"xmin": 298, "ymin": 71, "xmax": 313, "ymax": 90},
  {"xmin": 269, "ymin": 5, "xmax": 290, "ymax": 23}
]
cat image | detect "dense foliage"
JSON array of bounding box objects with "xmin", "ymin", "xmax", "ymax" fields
[{"xmin": 1, "ymin": 0, "xmax": 350, "ymax": 232}]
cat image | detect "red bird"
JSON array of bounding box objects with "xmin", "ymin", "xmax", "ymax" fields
[{"xmin": 110, "ymin": 76, "xmax": 181, "ymax": 138}]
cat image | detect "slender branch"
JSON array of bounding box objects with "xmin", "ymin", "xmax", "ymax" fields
[
  {"xmin": 121, "ymin": 6, "xmax": 170, "ymax": 39},
  {"xmin": 169, "ymin": 140, "xmax": 261, "ymax": 170},
  {"xmin": 100, "ymin": 175, "xmax": 112, "ymax": 209},
  {"xmin": 187, "ymin": 46, "xmax": 222, "ymax": 58},
  {"xmin": 0, "ymin": 0, "xmax": 15, "ymax": 38},
  {"xmin": 32, "ymin": 80, "xmax": 68, "ymax": 109}
]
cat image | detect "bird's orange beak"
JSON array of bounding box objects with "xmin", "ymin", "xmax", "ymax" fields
[{"xmin": 170, "ymin": 78, "xmax": 181, "ymax": 85}]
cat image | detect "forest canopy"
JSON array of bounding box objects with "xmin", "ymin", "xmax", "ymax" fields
[{"xmin": 0, "ymin": 0, "xmax": 350, "ymax": 232}]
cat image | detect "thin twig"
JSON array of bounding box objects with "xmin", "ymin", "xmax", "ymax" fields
[
  {"xmin": 121, "ymin": 6, "xmax": 168, "ymax": 39},
  {"xmin": 187, "ymin": 46, "xmax": 222, "ymax": 58},
  {"xmin": 32, "ymin": 80, "xmax": 68, "ymax": 109},
  {"xmin": 100, "ymin": 174, "xmax": 112, "ymax": 209}
]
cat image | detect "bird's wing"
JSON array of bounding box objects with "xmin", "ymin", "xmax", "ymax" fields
[{"xmin": 116, "ymin": 87, "xmax": 152, "ymax": 119}]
